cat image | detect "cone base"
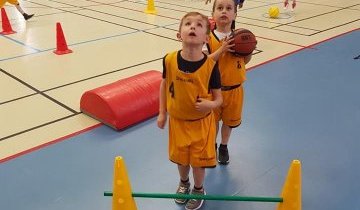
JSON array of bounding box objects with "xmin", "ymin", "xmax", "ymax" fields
[
  {"xmin": 0, "ymin": 30, "xmax": 16, "ymax": 35},
  {"xmin": 53, "ymin": 49, "xmax": 73, "ymax": 55}
]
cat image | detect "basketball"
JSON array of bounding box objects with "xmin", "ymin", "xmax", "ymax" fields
[
  {"xmin": 269, "ymin": 6, "xmax": 280, "ymax": 18},
  {"xmin": 231, "ymin": 28, "xmax": 257, "ymax": 56}
]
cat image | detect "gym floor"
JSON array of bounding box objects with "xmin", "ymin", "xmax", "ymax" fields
[{"xmin": 1, "ymin": 0, "xmax": 359, "ymax": 210}]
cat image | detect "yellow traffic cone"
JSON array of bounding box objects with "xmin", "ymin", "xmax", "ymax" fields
[
  {"xmin": 277, "ymin": 160, "xmax": 301, "ymax": 210},
  {"xmin": 112, "ymin": 156, "xmax": 137, "ymax": 210},
  {"xmin": 144, "ymin": 0, "xmax": 157, "ymax": 14}
]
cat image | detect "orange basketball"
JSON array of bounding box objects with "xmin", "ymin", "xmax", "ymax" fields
[{"xmin": 231, "ymin": 28, "xmax": 257, "ymax": 56}]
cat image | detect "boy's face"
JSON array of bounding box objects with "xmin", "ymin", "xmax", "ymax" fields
[
  {"xmin": 212, "ymin": 0, "xmax": 236, "ymax": 26},
  {"xmin": 177, "ymin": 15, "xmax": 209, "ymax": 45}
]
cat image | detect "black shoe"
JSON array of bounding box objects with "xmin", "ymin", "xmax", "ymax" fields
[
  {"xmin": 23, "ymin": 13, "xmax": 34, "ymax": 20},
  {"xmin": 218, "ymin": 145, "xmax": 229, "ymax": 165}
]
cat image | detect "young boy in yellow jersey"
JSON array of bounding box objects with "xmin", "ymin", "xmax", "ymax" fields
[
  {"xmin": 1, "ymin": 0, "xmax": 34, "ymax": 20},
  {"xmin": 204, "ymin": 0, "xmax": 252, "ymax": 165},
  {"xmin": 157, "ymin": 11, "xmax": 222, "ymax": 210}
]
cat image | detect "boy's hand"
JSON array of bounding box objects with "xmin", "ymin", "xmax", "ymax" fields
[
  {"xmin": 157, "ymin": 113, "xmax": 167, "ymax": 129},
  {"xmin": 195, "ymin": 98, "xmax": 214, "ymax": 113},
  {"xmin": 221, "ymin": 36, "xmax": 235, "ymax": 54}
]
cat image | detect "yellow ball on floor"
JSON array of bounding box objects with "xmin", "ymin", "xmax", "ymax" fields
[{"xmin": 269, "ymin": 6, "xmax": 280, "ymax": 18}]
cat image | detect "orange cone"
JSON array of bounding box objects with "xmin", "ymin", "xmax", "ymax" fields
[
  {"xmin": 1, "ymin": 8, "xmax": 16, "ymax": 35},
  {"xmin": 277, "ymin": 160, "xmax": 302, "ymax": 210},
  {"xmin": 53, "ymin": 22, "xmax": 73, "ymax": 55}
]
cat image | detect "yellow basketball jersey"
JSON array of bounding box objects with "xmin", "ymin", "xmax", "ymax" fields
[
  {"xmin": 164, "ymin": 51, "xmax": 216, "ymax": 120},
  {"xmin": 208, "ymin": 32, "xmax": 246, "ymax": 86}
]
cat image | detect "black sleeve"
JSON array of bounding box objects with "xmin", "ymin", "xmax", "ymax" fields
[
  {"xmin": 209, "ymin": 62, "xmax": 221, "ymax": 89},
  {"xmin": 162, "ymin": 54, "xmax": 167, "ymax": 79}
]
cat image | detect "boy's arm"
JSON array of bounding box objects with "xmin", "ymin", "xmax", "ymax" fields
[
  {"xmin": 195, "ymin": 63, "xmax": 222, "ymax": 112},
  {"xmin": 211, "ymin": 88, "xmax": 223, "ymax": 108},
  {"xmin": 195, "ymin": 88, "xmax": 222, "ymax": 112},
  {"xmin": 244, "ymin": 54, "xmax": 252, "ymax": 64},
  {"xmin": 208, "ymin": 47, "xmax": 223, "ymax": 62},
  {"xmin": 159, "ymin": 79, "xmax": 166, "ymax": 114},
  {"xmin": 209, "ymin": 62, "xmax": 222, "ymax": 108},
  {"xmin": 157, "ymin": 79, "xmax": 167, "ymax": 129},
  {"xmin": 207, "ymin": 37, "xmax": 235, "ymax": 61}
]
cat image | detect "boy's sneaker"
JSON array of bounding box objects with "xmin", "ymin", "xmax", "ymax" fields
[
  {"xmin": 218, "ymin": 145, "xmax": 229, "ymax": 165},
  {"xmin": 175, "ymin": 181, "xmax": 191, "ymax": 204},
  {"xmin": 23, "ymin": 13, "xmax": 34, "ymax": 20},
  {"xmin": 185, "ymin": 188, "xmax": 206, "ymax": 210}
]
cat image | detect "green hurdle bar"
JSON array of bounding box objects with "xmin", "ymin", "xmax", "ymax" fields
[
  {"xmin": 104, "ymin": 191, "xmax": 283, "ymax": 203},
  {"xmin": 105, "ymin": 157, "xmax": 301, "ymax": 210}
]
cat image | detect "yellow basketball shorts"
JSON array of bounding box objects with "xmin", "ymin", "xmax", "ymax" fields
[
  {"xmin": 168, "ymin": 112, "xmax": 217, "ymax": 168},
  {"xmin": 1, "ymin": 0, "xmax": 19, "ymax": 7},
  {"xmin": 214, "ymin": 85, "xmax": 244, "ymax": 127}
]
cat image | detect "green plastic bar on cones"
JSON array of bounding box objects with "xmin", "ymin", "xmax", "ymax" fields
[{"xmin": 103, "ymin": 191, "xmax": 283, "ymax": 202}]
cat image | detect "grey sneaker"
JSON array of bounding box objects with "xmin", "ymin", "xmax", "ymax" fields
[
  {"xmin": 218, "ymin": 146, "xmax": 229, "ymax": 165},
  {"xmin": 175, "ymin": 181, "xmax": 190, "ymax": 204},
  {"xmin": 185, "ymin": 188, "xmax": 206, "ymax": 210}
]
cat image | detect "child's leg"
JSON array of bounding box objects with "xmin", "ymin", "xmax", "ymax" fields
[
  {"xmin": 178, "ymin": 164, "xmax": 190, "ymax": 181},
  {"xmin": 15, "ymin": 3, "xmax": 25, "ymax": 14},
  {"xmin": 192, "ymin": 167, "xmax": 205, "ymax": 189},
  {"xmin": 175, "ymin": 164, "xmax": 191, "ymax": 204},
  {"xmin": 218, "ymin": 124, "xmax": 232, "ymax": 164},
  {"xmin": 284, "ymin": 0, "xmax": 289, "ymax": 9},
  {"xmin": 185, "ymin": 167, "xmax": 206, "ymax": 209},
  {"xmin": 285, "ymin": 0, "xmax": 296, "ymax": 10},
  {"xmin": 15, "ymin": 3, "xmax": 34, "ymax": 20},
  {"xmin": 221, "ymin": 124, "xmax": 232, "ymax": 145},
  {"xmin": 215, "ymin": 121, "xmax": 220, "ymax": 149}
]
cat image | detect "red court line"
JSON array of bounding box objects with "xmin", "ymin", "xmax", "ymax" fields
[
  {"xmin": 307, "ymin": 28, "xmax": 359, "ymax": 48},
  {"xmin": 0, "ymin": 123, "xmax": 102, "ymax": 164}
]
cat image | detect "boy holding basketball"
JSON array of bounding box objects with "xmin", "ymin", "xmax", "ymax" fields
[
  {"xmin": 204, "ymin": 0, "xmax": 252, "ymax": 165},
  {"xmin": 157, "ymin": 11, "xmax": 222, "ymax": 210},
  {"xmin": 1, "ymin": 0, "xmax": 34, "ymax": 20}
]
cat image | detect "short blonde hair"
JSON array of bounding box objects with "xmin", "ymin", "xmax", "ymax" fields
[{"xmin": 179, "ymin": 12, "xmax": 210, "ymax": 34}]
